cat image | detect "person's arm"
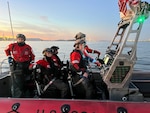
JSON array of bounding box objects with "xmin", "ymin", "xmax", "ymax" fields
[
  {"xmin": 85, "ymin": 45, "xmax": 101, "ymax": 57},
  {"xmin": 70, "ymin": 52, "xmax": 81, "ymax": 71},
  {"xmin": 93, "ymin": 50, "xmax": 101, "ymax": 57},
  {"xmin": 83, "ymin": 49, "xmax": 101, "ymax": 67},
  {"xmin": 28, "ymin": 45, "xmax": 35, "ymax": 62},
  {"xmin": 4, "ymin": 44, "xmax": 12, "ymax": 57},
  {"xmin": 4, "ymin": 43, "xmax": 14, "ymax": 64},
  {"xmin": 83, "ymin": 49, "xmax": 94, "ymax": 62}
]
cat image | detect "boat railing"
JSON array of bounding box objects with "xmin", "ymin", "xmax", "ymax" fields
[{"xmin": 0, "ymin": 59, "xmax": 10, "ymax": 75}]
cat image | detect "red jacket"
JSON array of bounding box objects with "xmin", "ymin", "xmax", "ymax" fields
[
  {"xmin": 84, "ymin": 45, "xmax": 93, "ymax": 53},
  {"xmin": 29, "ymin": 58, "xmax": 52, "ymax": 71},
  {"xmin": 5, "ymin": 43, "xmax": 35, "ymax": 62},
  {"xmin": 51, "ymin": 54, "xmax": 62, "ymax": 68},
  {"xmin": 33, "ymin": 58, "xmax": 54, "ymax": 82},
  {"xmin": 36, "ymin": 59, "xmax": 51, "ymax": 69},
  {"xmin": 70, "ymin": 49, "xmax": 87, "ymax": 72},
  {"xmin": 85, "ymin": 45, "xmax": 100, "ymax": 55}
]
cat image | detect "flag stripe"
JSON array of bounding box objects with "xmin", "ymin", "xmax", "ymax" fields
[
  {"xmin": 118, "ymin": 0, "xmax": 128, "ymax": 15},
  {"xmin": 118, "ymin": 0, "xmax": 139, "ymax": 15},
  {"xmin": 129, "ymin": 0, "xmax": 139, "ymax": 6}
]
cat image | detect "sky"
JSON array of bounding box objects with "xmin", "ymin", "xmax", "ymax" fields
[{"xmin": 0, "ymin": 0, "xmax": 150, "ymax": 41}]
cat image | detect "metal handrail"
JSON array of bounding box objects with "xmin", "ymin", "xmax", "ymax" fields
[{"xmin": 0, "ymin": 59, "xmax": 9, "ymax": 75}]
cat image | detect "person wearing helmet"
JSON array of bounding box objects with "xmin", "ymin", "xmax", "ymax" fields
[
  {"xmin": 4, "ymin": 34, "xmax": 35, "ymax": 98},
  {"xmin": 73, "ymin": 32, "xmax": 109, "ymax": 100},
  {"xmin": 51, "ymin": 46, "xmax": 59, "ymax": 54},
  {"xmin": 70, "ymin": 39, "xmax": 94, "ymax": 99},
  {"xmin": 50, "ymin": 46, "xmax": 62, "ymax": 68},
  {"xmin": 75, "ymin": 32, "xmax": 101, "ymax": 56},
  {"xmin": 50, "ymin": 46, "xmax": 64, "ymax": 82},
  {"xmin": 75, "ymin": 32, "xmax": 101, "ymax": 67},
  {"xmin": 30, "ymin": 48, "xmax": 68, "ymax": 98}
]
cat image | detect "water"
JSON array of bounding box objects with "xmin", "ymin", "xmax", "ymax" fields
[{"xmin": 0, "ymin": 41, "xmax": 150, "ymax": 72}]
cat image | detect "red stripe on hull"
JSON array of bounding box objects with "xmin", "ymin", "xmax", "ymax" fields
[{"xmin": 0, "ymin": 98, "xmax": 150, "ymax": 113}]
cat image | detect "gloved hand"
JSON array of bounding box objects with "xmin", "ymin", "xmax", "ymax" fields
[
  {"xmin": 36, "ymin": 68, "xmax": 41, "ymax": 73},
  {"xmin": 94, "ymin": 50, "xmax": 101, "ymax": 58},
  {"xmin": 35, "ymin": 65, "xmax": 41, "ymax": 73},
  {"xmin": 30, "ymin": 60, "xmax": 34, "ymax": 64},
  {"xmin": 29, "ymin": 63, "xmax": 36, "ymax": 70},
  {"xmin": 97, "ymin": 52, "xmax": 100, "ymax": 58},
  {"xmin": 92, "ymin": 59, "xmax": 101, "ymax": 67},
  {"xmin": 8, "ymin": 57, "xmax": 13, "ymax": 64},
  {"xmin": 94, "ymin": 61, "xmax": 101, "ymax": 67},
  {"xmin": 77, "ymin": 71, "xmax": 82, "ymax": 75},
  {"xmin": 31, "ymin": 64, "xmax": 41, "ymax": 81},
  {"xmin": 83, "ymin": 72, "xmax": 88, "ymax": 78}
]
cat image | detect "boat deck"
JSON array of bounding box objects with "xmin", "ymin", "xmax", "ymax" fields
[{"xmin": 0, "ymin": 70, "xmax": 150, "ymax": 100}]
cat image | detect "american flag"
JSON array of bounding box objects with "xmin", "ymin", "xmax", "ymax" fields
[
  {"xmin": 118, "ymin": 0, "xmax": 139, "ymax": 15},
  {"xmin": 128, "ymin": 0, "xmax": 139, "ymax": 7},
  {"xmin": 118, "ymin": 0, "xmax": 128, "ymax": 15}
]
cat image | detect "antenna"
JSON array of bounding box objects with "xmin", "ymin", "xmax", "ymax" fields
[{"xmin": 7, "ymin": 1, "xmax": 14, "ymax": 39}]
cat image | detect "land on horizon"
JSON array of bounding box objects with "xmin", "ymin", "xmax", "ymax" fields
[{"xmin": 0, "ymin": 37, "xmax": 75, "ymax": 41}]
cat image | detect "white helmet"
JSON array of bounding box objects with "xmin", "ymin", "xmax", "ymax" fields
[{"xmin": 75, "ymin": 32, "xmax": 86, "ymax": 40}]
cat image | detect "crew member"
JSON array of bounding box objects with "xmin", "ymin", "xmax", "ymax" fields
[
  {"xmin": 4, "ymin": 34, "xmax": 35, "ymax": 98},
  {"xmin": 70, "ymin": 39, "xmax": 94, "ymax": 99},
  {"xmin": 74, "ymin": 32, "xmax": 109, "ymax": 99},
  {"xmin": 30, "ymin": 48, "xmax": 68, "ymax": 98},
  {"xmin": 50, "ymin": 46, "xmax": 62, "ymax": 69},
  {"xmin": 74, "ymin": 32, "xmax": 101, "ymax": 66}
]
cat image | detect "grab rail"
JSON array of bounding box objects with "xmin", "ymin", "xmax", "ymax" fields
[{"xmin": 0, "ymin": 59, "xmax": 9, "ymax": 75}]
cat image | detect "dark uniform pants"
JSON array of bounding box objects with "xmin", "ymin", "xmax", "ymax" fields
[
  {"xmin": 89, "ymin": 73, "xmax": 109, "ymax": 99},
  {"xmin": 72, "ymin": 74, "xmax": 94, "ymax": 99},
  {"xmin": 41, "ymin": 79, "xmax": 68, "ymax": 98},
  {"xmin": 10, "ymin": 61, "xmax": 32, "ymax": 98}
]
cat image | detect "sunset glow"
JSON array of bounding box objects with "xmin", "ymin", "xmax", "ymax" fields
[{"xmin": 0, "ymin": 0, "xmax": 150, "ymax": 41}]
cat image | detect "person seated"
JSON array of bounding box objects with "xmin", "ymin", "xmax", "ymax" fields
[
  {"xmin": 50, "ymin": 46, "xmax": 62, "ymax": 69},
  {"xmin": 29, "ymin": 48, "xmax": 68, "ymax": 98},
  {"xmin": 74, "ymin": 32, "xmax": 101, "ymax": 67},
  {"xmin": 70, "ymin": 39, "xmax": 94, "ymax": 99},
  {"xmin": 50, "ymin": 46, "xmax": 69, "ymax": 83},
  {"xmin": 73, "ymin": 32, "xmax": 109, "ymax": 99}
]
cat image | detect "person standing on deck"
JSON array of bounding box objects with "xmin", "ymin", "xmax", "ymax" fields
[{"xmin": 4, "ymin": 34, "xmax": 35, "ymax": 98}]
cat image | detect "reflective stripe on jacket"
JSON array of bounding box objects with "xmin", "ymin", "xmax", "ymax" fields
[{"xmin": 70, "ymin": 49, "xmax": 87, "ymax": 72}]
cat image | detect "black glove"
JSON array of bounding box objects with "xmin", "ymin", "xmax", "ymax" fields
[
  {"xmin": 8, "ymin": 57, "xmax": 13, "ymax": 65},
  {"xmin": 32, "ymin": 65, "xmax": 41, "ymax": 81}
]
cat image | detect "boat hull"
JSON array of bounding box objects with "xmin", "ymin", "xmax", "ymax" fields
[{"xmin": 0, "ymin": 98, "xmax": 150, "ymax": 113}]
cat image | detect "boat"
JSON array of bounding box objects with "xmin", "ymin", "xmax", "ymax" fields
[{"xmin": 0, "ymin": 0, "xmax": 150, "ymax": 113}]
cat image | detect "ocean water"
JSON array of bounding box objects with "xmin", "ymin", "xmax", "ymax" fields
[{"xmin": 0, "ymin": 41, "xmax": 150, "ymax": 72}]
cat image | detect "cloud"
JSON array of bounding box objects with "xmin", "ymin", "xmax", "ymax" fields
[
  {"xmin": 5, "ymin": 18, "xmax": 72, "ymax": 40},
  {"xmin": 39, "ymin": 16, "xmax": 49, "ymax": 23}
]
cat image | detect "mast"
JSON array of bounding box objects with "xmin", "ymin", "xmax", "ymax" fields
[{"xmin": 7, "ymin": 1, "xmax": 14, "ymax": 39}]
